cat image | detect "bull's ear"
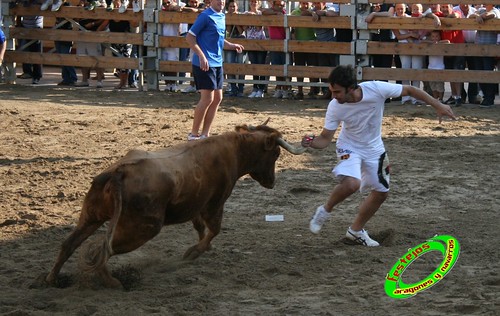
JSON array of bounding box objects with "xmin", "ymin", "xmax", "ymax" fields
[
  {"xmin": 236, "ymin": 125, "xmax": 250, "ymax": 133},
  {"xmin": 264, "ymin": 135, "xmax": 277, "ymax": 151}
]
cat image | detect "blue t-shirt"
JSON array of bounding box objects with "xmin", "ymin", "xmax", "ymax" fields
[
  {"xmin": 188, "ymin": 8, "xmax": 225, "ymax": 67},
  {"xmin": 0, "ymin": 27, "xmax": 5, "ymax": 45}
]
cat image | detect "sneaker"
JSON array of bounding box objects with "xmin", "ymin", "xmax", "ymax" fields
[
  {"xmin": 346, "ymin": 227, "xmax": 380, "ymax": 247},
  {"xmin": 17, "ymin": 73, "xmax": 32, "ymax": 79},
  {"xmin": 118, "ymin": 0, "xmax": 128, "ymax": 13},
  {"xmin": 282, "ymin": 90, "xmax": 291, "ymax": 99},
  {"xmin": 453, "ymin": 97, "xmax": 462, "ymax": 107},
  {"xmin": 248, "ymin": 90, "xmax": 258, "ymax": 98},
  {"xmin": 164, "ymin": 83, "xmax": 173, "ymax": 92},
  {"xmin": 85, "ymin": 1, "xmax": 96, "ymax": 10},
  {"xmin": 181, "ymin": 85, "xmax": 197, "ymax": 93},
  {"xmin": 187, "ymin": 133, "xmax": 200, "ymax": 141},
  {"xmin": 443, "ymin": 96, "xmax": 455, "ymax": 105},
  {"xmin": 309, "ymin": 205, "xmax": 331, "ymax": 234},
  {"xmin": 273, "ymin": 90, "xmax": 283, "ymax": 99},
  {"xmin": 40, "ymin": 0, "xmax": 53, "ymax": 11},
  {"xmin": 200, "ymin": 134, "xmax": 208, "ymax": 139},
  {"xmin": 479, "ymin": 100, "xmax": 494, "ymax": 108},
  {"xmin": 32, "ymin": 78, "xmax": 40, "ymax": 84},
  {"xmin": 96, "ymin": 81, "xmax": 103, "ymax": 88},
  {"xmin": 51, "ymin": 0, "xmax": 63, "ymax": 11},
  {"xmin": 106, "ymin": 2, "xmax": 114, "ymax": 11},
  {"xmin": 132, "ymin": 0, "xmax": 141, "ymax": 12},
  {"xmin": 75, "ymin": 81, "xmax": 90, "ymax": 87},
  {"xmin": 469, "ymin": 96, "xmax": 482, "ymax": 105},
  {"xmin": 295, "ymin": 91, "xmax": 304, "ymax": 100},
  {"xmin": 57, "ymin": 81, "xmax": 75, "ymax": 86},
  {"xmin": 129, "ymin": 83, "xmax": 138, "ymax": 88},
  {"xmin": 254, "ymin": 90, "xmax": 264, "ymax": 98}
]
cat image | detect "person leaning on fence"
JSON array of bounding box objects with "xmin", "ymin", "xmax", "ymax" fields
[
  {"xmin": 243, "ymin": 0, "xmax": 267, "ymax": 98},
  {"xmin": 100, "ymin": 0, "xmax": 141, "ymax": 89},
  {"xmin": 470, "ymin": 4, "xmax": 500, "ymax": 108},
  {"xmin": 454, "ymin": 4, "xmax": 481, "ymax": 105},
  {"xmin": 224, "ymin": 0, "xmax": 247, "ymax": 97},
  {"xmin": 185, "ymin": 0, "xmax": 244, "ymax": 141},
  {"xmin": 75, "ymin": 5, "xmax": 108, "ymax": 88},
  {"xmin": 15, "ymin": 12, "xmax": 43, "ymax": 84},
  {"xmin": 161, "ymin": 0, "xmax": 185, "ymax": 92},
  {"xmin": 262, "ymin": 0, "xmax": 292, "ymax": 99},
  {"xmin": 40, "ymin": 0, "xmax": 64, "ymax": 12},
  {"xmin": 424, "ymin": 4, "xmax": 466, "ymax": 107},
  {"xmin": 54, "ymin": 2, "xmax": 78, "ymax": 86},
  {"xmin": 303, "ymin": 65, "xmax": 456, "ymax": 247},
  {"xmin": 310, "ymin": 1, "xmax": 339, "ymax": 100},
  {"xmin": 421, "ymin": 30, "xmax": 450, "ymax": 102}
]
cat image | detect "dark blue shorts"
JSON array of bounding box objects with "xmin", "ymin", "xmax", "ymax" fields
[{"xmin": 193, "ymin": 65, "xmax": 224, "ymax": 90}]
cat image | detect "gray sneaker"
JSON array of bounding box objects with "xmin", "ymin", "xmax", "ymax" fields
[
  {"xmin": 309, "ymin": 205, "xmax": 331, "ymax": 234},
  {"xmin": 346, "ymin": 227, "xmax": 379, "ymax": 247}
]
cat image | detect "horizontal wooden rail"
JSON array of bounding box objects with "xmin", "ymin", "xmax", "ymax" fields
[
  {"xmin": 367, "ymin": 42, "xmax": 500, "ymax": 57},
  {"xmin": 366, "ymin": 16, "xmax": 500, "ymax": 31},
  {"xmin": 362, "ymin": 68, "xmax": 500, "ymax": 84},
  {"xmin": 4, "ymin": 51, "xmax": 140, "ymax": 69},
  {"xmin": 9, "ymin": 6, "xmax": 144, "ymax": 22},
  {"xmin": 10, "ymin": 28, "xmax": 144, "ymax": 46}
]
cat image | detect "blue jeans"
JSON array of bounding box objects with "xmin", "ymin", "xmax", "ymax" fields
[
  {"xmin": 248, "ymin": 50, "xmax": 267, "ymax": 91},
  {"xmin": 55, "ymin": 41, "xmax": 77, "ymax": 83},
  {"xmin": 128, "ymin": 45, "xmax": 139, "ymax": 86}
]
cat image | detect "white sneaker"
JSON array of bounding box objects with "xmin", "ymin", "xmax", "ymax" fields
[
  {"xmin": 187, "ymin": 133, "xmax": 200, "ymax": 141},
  {"xmin": 254, "ymin": 90, "xmax": 264, "ymax": 98},
  {"xmin": 164, "ymin": 84, "xmax": 173, "ymax": 92},
  {"xmin": 309, "ymin": 205, "xmax": 331, "ymax": 234},
  {"xmin": 41, "ymin": 0, "xmax": 53, "ymax": 10},
  {"xmin": 132, "ymin": 0, "xmax": 141, "ymax": 12},
  {"xmin": 346, "ymin": 227, "xmax": 380, "ymax": 247},
  {"xmin": 181, "ymin": 85, "xmax": 197, "ymax": 93},
  {"xmin": 248, "ymin": 90, "xmax": 257, "ymax": 98},
  {"xmin": 51, "ymin": 0, "xmax": 63, "ymax": 11},
  {"xmin": 170, "ymin": 84, "xmax": 179, "ymax": 92},
  {"xmin": 118, "ymin": 0, "xmax": 128, "ymax": 13},
  {"xmin": 273, "ymin": 90, "xmax": 283, "ymax": 99}
]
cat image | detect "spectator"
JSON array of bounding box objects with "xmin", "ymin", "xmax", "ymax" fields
[
  {"xmin": 262, "ymin": 0, "xmax": 292, "ymax": 99},
  {"xmin": 423, "ymin": 30, "xmax": 450, "ymax": 102},
  {"xmin": 185, "ymin": 0, "xmax": 244, "ymax": 140},
  {"xmin": 101, "ymin": 0, "xmax": 141, "ymax": 89},
  {"xmin": 425, "ymin": 4, "xmax": 466, "ymax": 106},
  {"xmin": 291, "ymin": 1, "xmax": 317, "ymax": 100},
  {"xmin": 54, "ymin": 6, "xmax": 77, "ymax": 86},
  {"xmin": 161, "ymin": 0, "xmax": 185, "ymax": 92},
  {"xmin": 311, "ymin": 1, "xmax": 339, "ymax": 99},
  {"xmin": 392, "ymin": 3, "xmax": 423, "ymax": 105},
  {"xmin": 224, "ymin": 0, "xmax": 247, "ymax": 97},
  {"xmin": 454, "ymin": 4, "xmax": 480, "ymax": 104},
  {"xmin": 16, "ymin": 13, "xmax": 43, "ymax": 84},
  {"xmin": 40, "ymin": 0, "xmax": 64, "ymax": 11},
  {"xmin": 244, "ymin": 0, "xmax": 267, "ymax": 98},
  {"xmin": 470, "ymin": 4, "xmax": 500, "ymax": 108},
  {"xmin": 75, "ymin": 3, "xmax": 108, "ymax": 88}
]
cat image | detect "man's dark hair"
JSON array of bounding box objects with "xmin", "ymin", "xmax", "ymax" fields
[{"xmin": 328, "ymin": 65, "xmax": 358, "ymax": 89}]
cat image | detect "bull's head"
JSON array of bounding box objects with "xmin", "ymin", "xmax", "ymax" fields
[{"xmin": 236, "ymin": 123, "xmax": 306, "ymax": 189}]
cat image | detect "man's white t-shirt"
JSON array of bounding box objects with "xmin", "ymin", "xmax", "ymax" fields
[{"xmin": 324, "ymin": 81, "xmax": 402, "ymax": 156}]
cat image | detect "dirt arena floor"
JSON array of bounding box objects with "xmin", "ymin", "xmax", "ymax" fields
[{"xmin": 1, "ymin": 71, "xmax": 499, "ymax": 315}]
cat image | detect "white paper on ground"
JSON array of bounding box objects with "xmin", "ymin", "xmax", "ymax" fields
[{"xmin": 265, "ymin": 215, "xmax": 284, "ymax": 222}]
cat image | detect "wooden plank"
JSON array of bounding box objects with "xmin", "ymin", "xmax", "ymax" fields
[
  {"xmin": 367, "ymin": 42, "xmax": 500, "ymax": 57},
  {"xmin": 288, "ymin": 41, "xmax": 351, "ymax": 54},
  {"xmin": 10, "ymin": 28, "xmax": 143, "ymax": 45},
  {"xmin": 362, "ymin": 68, "xmax": 500, "ymax": 84},
  {"xmin": 366, "ymin": 16, "xmax": 500, "ymax": 31},
  {"xmin": 4, "ymin": 51, "xmax": 139, "ymax": 69},
  {"xmin": 374, "ymin": 0, "xmax": 495, "ymax": 5},
  {"xmin": 9, "ymin": 5, "xmax": 143, "ymax": 22}
]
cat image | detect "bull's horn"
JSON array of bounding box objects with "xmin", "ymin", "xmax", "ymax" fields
[{"xmin": 277, "ymin": 138, "xmax": 307, "ymax": 155}]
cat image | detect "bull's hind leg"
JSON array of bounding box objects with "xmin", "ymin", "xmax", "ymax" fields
[
  {"xmin": 46, "ymin": 221, "xmax": 104, "ymax": 286},
  {"xmin": 183, "ymin": 209, "xmax": 223, "ymax": 260}
]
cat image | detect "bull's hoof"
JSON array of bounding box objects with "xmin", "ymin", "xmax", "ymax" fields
[{"xmin": 182, "ymin": 245, "xmax": 203, "ymax": 261}]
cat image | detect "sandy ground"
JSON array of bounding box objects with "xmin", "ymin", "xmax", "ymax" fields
[{"xmin": 1, "ymin": 70, "xmax": 499, "ymax": 315}]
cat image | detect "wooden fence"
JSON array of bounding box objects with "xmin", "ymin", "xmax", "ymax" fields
[{"xmin": 2, "ymin": 0, "xmax": 499, "ymax": 90}]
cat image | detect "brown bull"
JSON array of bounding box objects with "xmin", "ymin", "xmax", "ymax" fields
[{"xmin": 45, "ymin": 124, "xmax": 305, "ymax": 288}]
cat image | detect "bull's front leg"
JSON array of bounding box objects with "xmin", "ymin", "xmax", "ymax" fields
[{"xmin": 183, "ymin": 208, "xmax": 223, "ymax": 260}]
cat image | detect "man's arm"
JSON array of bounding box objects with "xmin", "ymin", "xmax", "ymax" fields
[
  {"xmin": 401, "ymin": 85, "xmax": 457, "ymax": 122},
  {"xmin": 301, "ymin": 128, "xmax": 336, "ymax": 149}
]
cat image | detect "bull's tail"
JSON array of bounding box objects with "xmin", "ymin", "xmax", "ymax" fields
[{"xmin": 82, "ymin": 173, "xmax": 124, "ymax": 273}]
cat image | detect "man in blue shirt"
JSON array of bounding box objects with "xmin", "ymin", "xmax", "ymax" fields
[{"xmin": 186, "ymin": 0, "xmax": 244, "ymax": 141}]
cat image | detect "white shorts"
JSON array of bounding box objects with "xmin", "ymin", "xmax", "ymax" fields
[
  {"xmin": 76, "ymin": 42, "xmax": 103, "ymax": 57},
  {"xmin": 162, "ymin": 48, "xmax": 179, "ymax": 61},
  {"xmin": 333, "ymin": 149, "xmax": 390, "ymax": 193}
]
